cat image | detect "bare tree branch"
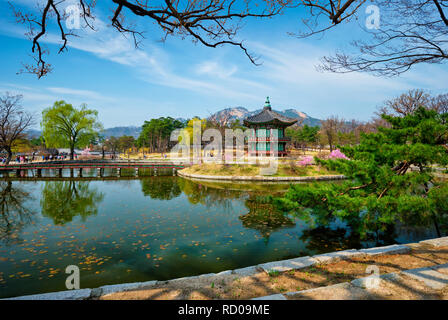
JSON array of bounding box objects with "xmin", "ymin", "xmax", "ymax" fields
[
  {"xmin": 0, "ymin": 93, "xmax": 35, "ymax": 164},
  {"xmin": 316, "ymin": 0, "xmax": 448, "ymax": 76},
  {"xmin": 11, "ymin": 0, "xmax": 287, "ymax": 78}
]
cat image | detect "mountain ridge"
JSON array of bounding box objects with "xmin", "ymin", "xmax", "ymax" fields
[{"xmin": 208, "ymin": 106, "xmax": 321, "ymax": 127}]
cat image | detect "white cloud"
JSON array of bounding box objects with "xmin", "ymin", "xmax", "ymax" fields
[
  {"xmin": 196, "ymin": 61, "xmax": 238, "ymax": 78},
  {"xmin": 47, "ymin": 87, "xmax": 112, "ymax": 101},
  {"xmin": 252, "ymin": 41, "xmax": 408, "ymax": 91},
  {"xmin": 0, "ymin": 83, "xmax": 55, "ymax": 102}
]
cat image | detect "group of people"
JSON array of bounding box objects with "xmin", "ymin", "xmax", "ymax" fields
[
  {"xmin": 15, "ymin": 155, "xmax": 33, "ymax": 163},
  {"xmin": 40, "ymin": 154, "xmax": 71, "ymax": 161},
  {"xmin": 0, "ymin": 153, "xmax": 74, "ymax": 164},
  {"xmin": 0, "ymin": 155, "xmax": 34, "ymax": 164}
]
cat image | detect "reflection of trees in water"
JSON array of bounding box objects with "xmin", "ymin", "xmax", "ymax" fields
[
  {"xmin": 301, "ymin": 223, "xmax": 400, "ymax": 253},
  {"xmin": 40, "ymin": 181, "xmax": 104, "ymax": 225},
  {"xmin": 389, "ymin": 220, "xmax": 439, "ymax": 242},
  {"xmin": 178, "ymin": 178, "xmax": 295, "ymax": 240},
  {"xmin": 300, "ymin": 226, "xmax": 363, "ymax": 253},
  {"xmin": 295, "ymin": 209, "xmax": 406, "ymax": 252},
  {"xmin": 140, "ymin": 177, "xmax": 182, "ymax": 200},
  {"xmin": 240, "ymin": 195, "xmax": 295, "ymax": 242},
  {"xmin": 0, "ymin": 181, "xmax": 35, "ymax": 245},
  {"xmin": 178, "ymin": 178, "xmax": 245, "ymax": 210}
]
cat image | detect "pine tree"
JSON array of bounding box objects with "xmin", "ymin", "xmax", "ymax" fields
[{"xmin": 276, "ymin": 107, "xmax": 448, "ymax": 238}]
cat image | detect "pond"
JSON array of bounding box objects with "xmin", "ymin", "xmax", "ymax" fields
[{"xmin": 0, "ymin": 175, "xmax": 440, "ymax": 298}]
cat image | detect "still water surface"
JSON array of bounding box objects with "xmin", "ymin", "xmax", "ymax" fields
[{"xmin": 0, "ymin": 175, "xmax": 439, "ymax": 298}]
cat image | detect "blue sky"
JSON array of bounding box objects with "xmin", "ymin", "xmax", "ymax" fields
[{"xmin": 0, "ymin": 0, "xmax": 447, "ymax": 129}]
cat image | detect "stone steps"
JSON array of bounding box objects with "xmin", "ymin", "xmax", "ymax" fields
[
  {"xmin": 253, "ymin": 263, "xmax": 448, "ymax": 300},
  {"xmin": 257, "ymin": 244, "xmax": 411, "ymax": 274}
]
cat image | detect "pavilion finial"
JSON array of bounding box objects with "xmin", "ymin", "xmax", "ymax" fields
[{"xmin": 265, "ymin": 96, "xmax": 270, "ymax": 108}]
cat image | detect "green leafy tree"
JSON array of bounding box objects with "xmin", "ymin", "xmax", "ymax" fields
[
  {"xmin": 137, "ymin": 117, "xmax": 184, "ymax": 153},
  {"xmin": 276, "ymin": 107, "xmax": 448, "ymax": 239},
  {"xmin": 184, "ymin": 117, "xmax": 207, "ymax": 145},
  {"xmin": 41, "ymin": 101, "xmax": 102, "ymax": 160},
  {"xmin": 230, "ymin": 119, "xmax": 246, "ymax": 130},
  {"xmin": 300, "ymin": 125, "xmax": 319, "ymax": 152},
  {"xmin": 287, "ymin": 125, "xmax": 319, "ymax": 153},
  {"xmin": 118, "ymin": 135, "xmax": 135, "ymax": 157},
  {"xmin": 30, "ymin": 136, "xmax": 42, "ymax": 147}
]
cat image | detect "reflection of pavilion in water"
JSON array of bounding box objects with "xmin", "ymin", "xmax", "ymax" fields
[
  {"xmin": 239, "ymin": 195, "xmax": 295, "ymax": 242},
  {"xmin": 161, "ymin": 178, "xmax": 295, "ymax": 241}
]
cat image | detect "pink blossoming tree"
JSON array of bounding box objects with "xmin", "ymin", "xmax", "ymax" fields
[
  {"xmin": 298, "ymin": 156, "xmax": 313, "ymax": 166},
  {"xmin": 328, "ymin": 149, "xmax": 349, "ymax": 160}
]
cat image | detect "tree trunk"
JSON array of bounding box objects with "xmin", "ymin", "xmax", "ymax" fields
[
  {"xmin": 5, "ymin": 146, "xmax": 12, "ymax": 165},
  {"xmin": 70, "ymin": 145, "xmax": 75, "ymax": 160}
]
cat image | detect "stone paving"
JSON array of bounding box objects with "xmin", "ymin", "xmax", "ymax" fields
[{"xmin": 274, "ymin": 264, "xmax": 448, "ymax": 300}]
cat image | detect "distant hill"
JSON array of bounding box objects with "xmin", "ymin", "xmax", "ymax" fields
[
  {"xmin": 26, "ymin": 129, "xmax": 42, "ymax": 138},
  {"xmin": 208, "ymin": 106, "xmax": 321, "ymax": 127},
  {"xmin": 102, "ymin": 126, "xmax": 141, "ymax": 138},
  {"xmin": 25, "ymin": 126, "xmax": 142, "ymax": 139}
]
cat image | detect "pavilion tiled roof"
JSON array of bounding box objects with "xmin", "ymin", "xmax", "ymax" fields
[{"xmin": 243, "ymin": 97, "xmax": 298, "ymax": 126}]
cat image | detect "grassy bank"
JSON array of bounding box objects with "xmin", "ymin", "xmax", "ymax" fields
[{"xmin": 181, "ymin": 163, "xmax": 338, "ymax": 177}]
